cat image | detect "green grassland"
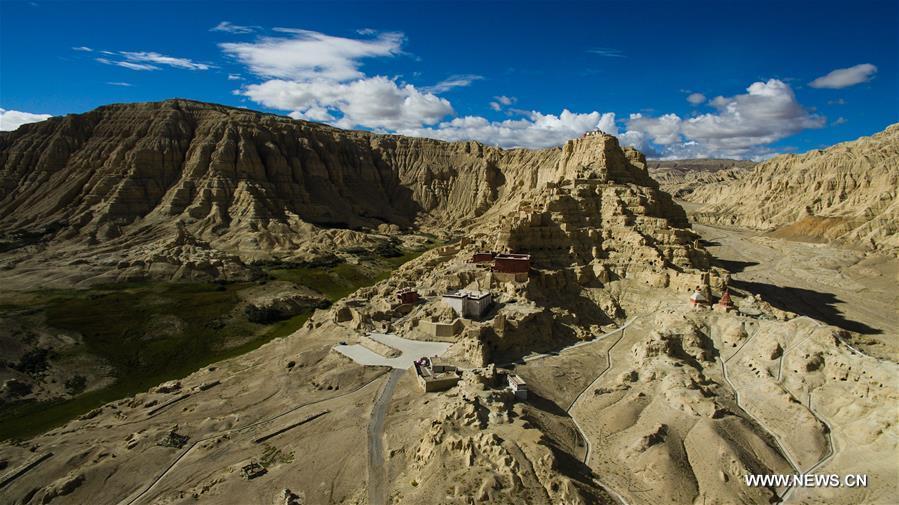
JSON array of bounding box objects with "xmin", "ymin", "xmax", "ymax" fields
[{"xmin": 0, "ymin": 245, "xmax": 431, "ymax": 441}]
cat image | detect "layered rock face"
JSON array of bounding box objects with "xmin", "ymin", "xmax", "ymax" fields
[
  {"xmin": 314, "ymin": 132, "xmax": 719, "ymax": 360},
  {"xmin": 1, "ymin": 100, "xmax": 712, "ymax": 285},
  {"xmin": 0, "ymin": 100, "xmax": 550, "ymax": 254},
  {"xmin": 686, "ymin": 124, "xmax": 899, "ymax": 252},
  {"xmin": 497, "ymin": 136, "xmax": 709, "ymax": 278}
]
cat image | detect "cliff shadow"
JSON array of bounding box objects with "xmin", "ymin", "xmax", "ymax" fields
[
  {"xmin": 712, "ymin": 258, "xmax": 758, "ymax": 273},
  {"xmin": 729, "ymin": 279, "xmax": 882, "ymax": 335}
]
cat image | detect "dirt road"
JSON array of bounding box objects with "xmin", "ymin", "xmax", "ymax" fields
[{"xmin": 367, "ymin": 369, "xmax": 404, "ymax": 505}]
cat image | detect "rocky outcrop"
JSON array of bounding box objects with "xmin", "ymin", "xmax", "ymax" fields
[
  {"xmin": 648, "ymin": 159, "xmax": 754, "ymax": 199},
  {"xmin": 308, "ymin": 132, "xmax": 722, "ymax": 362},
  {"xmin": 686, "ymin": 124, "xmax": 899, "ymax": 252},
  {"xmin": 0, "ymin": 100, "xmax": 556, "ymax": 248},
  {"xmin": 0, "ymin": 100, "xmax": 562, "ymax": 284},
  {"xmin": 0, "ymin": 100, "xmax": 719, "ymax": 287}
]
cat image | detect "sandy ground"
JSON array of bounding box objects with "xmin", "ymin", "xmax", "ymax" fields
[
  {"xmin": 334, "ymin": 333, "xmax": 452, "ymax": 369},
  {"xmin": 2, "ymin": 218, "xmax": 896, "ymax": 505},
  {"xmin": 692, "ymin": 221, "xmax": 898, "ymax": 359},
  {"xmin": 0, "ymin": 322, "xmax": 389, "ymax": 505}
]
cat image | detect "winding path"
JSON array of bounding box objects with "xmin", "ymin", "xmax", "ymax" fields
[
  {"xmin": 773, "ymin": 317, "xmax": 838, "ymax": 502},
  {"xmin": 367, "ymin": 369, "xmax": 404, "ymax": 505},
  {"xmin": 717, "ymin": 317, "xmax": 840, "ymax": 503},
  {"xmin": 717, "ymin": 325, "xmax": 802, "ymax": 482},
  {"xmin": 566, "ymin": 325, "xmax": 632, "ymax": 505},
  {"xmin": 117, "ymin": 371, "xmax": 388, "ymax": 505}
]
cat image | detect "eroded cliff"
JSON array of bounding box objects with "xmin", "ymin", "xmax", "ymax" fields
[{"xmin": 686, "ymin": 124, "xmax": 899, "ymax": 252}]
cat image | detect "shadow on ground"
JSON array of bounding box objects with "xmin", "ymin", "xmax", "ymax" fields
[
  {"xmin": 730, "ymin": 279, "xmax": 882, "ymax": 335},
  {"xmin": 712, "ymin": 258, "xmax": 759, "ymax": 273}
]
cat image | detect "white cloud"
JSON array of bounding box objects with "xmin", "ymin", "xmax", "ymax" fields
[
  {"xmin": 107, "ymin": 81, "xmax": 132, "ymax": 86},
  {"xmin": 227, "ymin": 73, "xmax": 242, "ymax": 80},
  {"xmin": 95, "ymin": 51, "xmax": 211, "ymax": 71},
  {"xmin": 289, "ymin": 106, "xmax": 335, "ymax": 122},
  {"xmin": 97, "ymin": 57, "xmax": 158, "ymax": 71},
  {"xmin": 626, "ymin": 113, "xmax": 682, "ymax": 144},
  {"xmin": 809, "ymin": 63, "xmax": 877, "ymax": 89},
  {"xmin": 398, "ymin": 110, "xmax": 617, "ymax": 148},
  {"xmin": 587, "ymin": 48, "xmax": 625, "ymax": 58},
  {"xmin": 489, "ymin": 95, "xmax": 516, "ymax": 111},
  {"xmin": 220, "ymin": 29, "xmax": 404, "ymax": 81},
  {"xmin": 357, "ymin": 28, "xmax": 378, "ymax": 35},
  {"xmin": 686, "ymin": 92, "xmax": 706, "ymax": 105},
  {"xmin": 224, "ymin": 28, "xmax": 614, "ymax": 148},
  {"xmin": 828, "ymin": 98, "xmax": 847, "ymax": 105},
  {"xmin": 0, "ymin": 108, "xmax": 52, "ymax": 131},
  {"xmin": 72, "ymin": 46, "xmax": 92, "ymax": 52},
  {"xmin": 241, "ymin": 76, "xmax": 453, "ymax": 130},
  {"xmin": 210, "ymin": 21, "xmax": 256, "ymax": 34},
  {"xmin": 832, "ymin": 117, "xmax": 847, "ymax": 126},
  {"xmin": 620, "ymin": 79, "xmax": 825, "ymax": 159},
  {"xmin": 425, "ymin": 74, "xmax": 483, "ymax": 94},
  {"xmin": 120, "ymin": 51, "xmax": 211, "ymax": 70}
]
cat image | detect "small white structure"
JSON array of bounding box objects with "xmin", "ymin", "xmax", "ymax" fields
[
  {"xmin": 689, "ymin": 288, "xmax": 708, "ymax": 307},
  {"xmin": 441, "ymin": 290, "xmax": 492, "ymax": 319},
  {"xmin": 508, "ymin": 374, "xmax": 528, "ymax": 400}
]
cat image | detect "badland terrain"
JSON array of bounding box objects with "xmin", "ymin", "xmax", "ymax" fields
[{"xmin": 0, "ymin": 100, "xmax": 895, "ymax": 505}]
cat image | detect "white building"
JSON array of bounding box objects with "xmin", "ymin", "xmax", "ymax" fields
[
  {"xmin": 441, "ymin": 290, "xmax": 492, "ymax": 319},
  {"xmin": 508, "ymin": 374, "xmax": 528, "ymax": 400}
]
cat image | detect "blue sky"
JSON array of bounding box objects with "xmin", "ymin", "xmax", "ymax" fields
[{"xmin": 1, "ymin": 0, "xmax": 897, "ymax": 159}]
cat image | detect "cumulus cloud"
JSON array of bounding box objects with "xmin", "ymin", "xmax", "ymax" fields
[
  {"xmin": 241, "ymin": 76, "xmax": 453, "ymax": 130},
  {"xmin": 210, "ymin": 21, "xmax": 256, "ymax": 34},
  {"xmin": 221, "ymin": 29, "xmax": 404, "ymax": 81},
  {"xmin": 0, "ymin": 108, "xmax": 52, "ymax": 131},
  {"xmin": 424, "ymin": 74, "xmax": 483, "ymax": 94},
  {"xmin": 95, "ymin": 51, "xmax": 212, "ymax": 71},
  {"xmin": 626, "ymin": 113, "xmax": 682, "ymax": 144},
  {"xmin": 686, "ymin": 92, "xmax": 706, "ymax": 105},
  {"xmin": 621, "ymin": 79, "xmax": 825, "ymax": 159},
  {"xmin": 398, "ymin": 110, "xmax": 617, "ymax": 148},
  {"xmin": 809, "ymin": 63, "xmax": 878, "ymax": 89}
]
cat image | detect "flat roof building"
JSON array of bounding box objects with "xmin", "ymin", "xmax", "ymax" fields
[
  {"xmin": 494, "ymin": 253, "xmax": 531, "ymax": 274},
  {"xmin": 414, "ymin": 357, "xmax": 461, "ymax": 392},
  {"xmin": 396, "ymin": 288, "xmax": 420, "ymax": 305},
  {"xmin": 471, "ymin": 252, "xmax": 495, "ymax": 263},
  {"xmin": 441, "ymin": 289, "xmax": 492, "ymax": 319},
  {"xmin": 507, "ymin": 374, "xmax": 528, "ymax": 400}
]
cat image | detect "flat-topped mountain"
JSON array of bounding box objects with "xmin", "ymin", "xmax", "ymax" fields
[
  {"xmin": 647, "ymin": 159, "xmax": 755, "ymax": 198},
  {"xmin": 0, "ymin": 99, "xmax": 704, "ymax": 287}
]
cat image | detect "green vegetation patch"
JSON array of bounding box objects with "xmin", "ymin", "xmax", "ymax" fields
[{"xmin": 0, "ymin": 244, "xmax": 432, "ymax": 441}]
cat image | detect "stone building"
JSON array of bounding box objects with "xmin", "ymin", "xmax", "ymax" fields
[
  {"xmin": 413, "ymin": 357, "xmax": 461, "ymax": 392},
  {"xmin": 396, "ymin": 288, "xmax": 420, "ymax": 305},
  {"xmin": 507, "ymin": 374, "xmax": 528, "ymax": 400},
  {"xmin": 493, "ymin": 253, "xmax": 531, "ymax": 273},
  {"xmin": 441, "ymin": 289, "xmax": 492, "ymax": 319}
]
